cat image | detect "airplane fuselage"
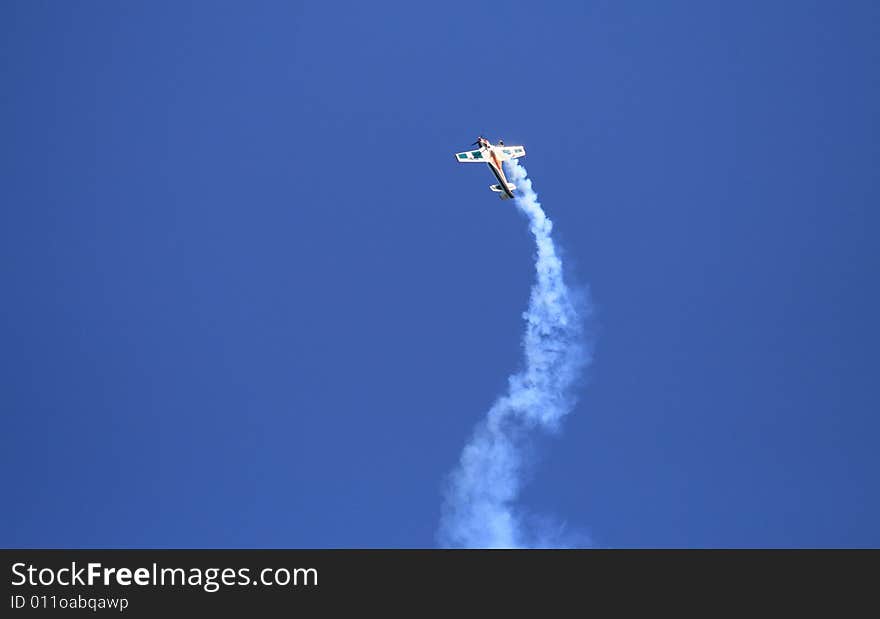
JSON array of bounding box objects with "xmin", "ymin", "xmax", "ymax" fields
[
  {"xmin": 485, "ymin": 155, "xmax": 515, "ymax": 199},
  {"xmin": 476, "ymin": 138, "xmax": 515, "ymax": 199}
]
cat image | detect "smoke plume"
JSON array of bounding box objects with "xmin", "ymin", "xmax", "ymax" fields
[{"xmin": 437, "ymin": 159, "xmax": 592, "ymax": 549}]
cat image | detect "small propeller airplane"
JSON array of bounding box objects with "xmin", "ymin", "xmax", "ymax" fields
[{"xmin": 454, "ymin": 136, "xmax": 526, "ymax": 200}]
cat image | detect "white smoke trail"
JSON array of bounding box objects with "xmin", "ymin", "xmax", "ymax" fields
[{"xmin": 438, "ymin": 159, "xmax": 592, "ymax": 549}]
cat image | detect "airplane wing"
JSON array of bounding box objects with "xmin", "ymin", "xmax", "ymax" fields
[
  {"xmin": 497, "ymin": 146, "xmax": 526, "ymax": 161},
  {"xmin": 454, "ymin": 149, "xmax": 489, "ymax": 162}
]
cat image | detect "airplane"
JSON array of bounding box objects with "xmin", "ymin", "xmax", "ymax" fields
[{"xmin": 454, "ymin": 136, "xmax": 526, "ymax": 200}]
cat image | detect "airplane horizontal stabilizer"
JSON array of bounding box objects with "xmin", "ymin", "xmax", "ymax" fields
[{"xmin": 489, "ymin": 184, "xmax": 515, "ymax": 199}]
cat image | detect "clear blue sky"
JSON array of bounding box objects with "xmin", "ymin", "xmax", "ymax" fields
[{"xmin": 2, "ymin": 1, "xmax": 877, "ymax": 548}]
